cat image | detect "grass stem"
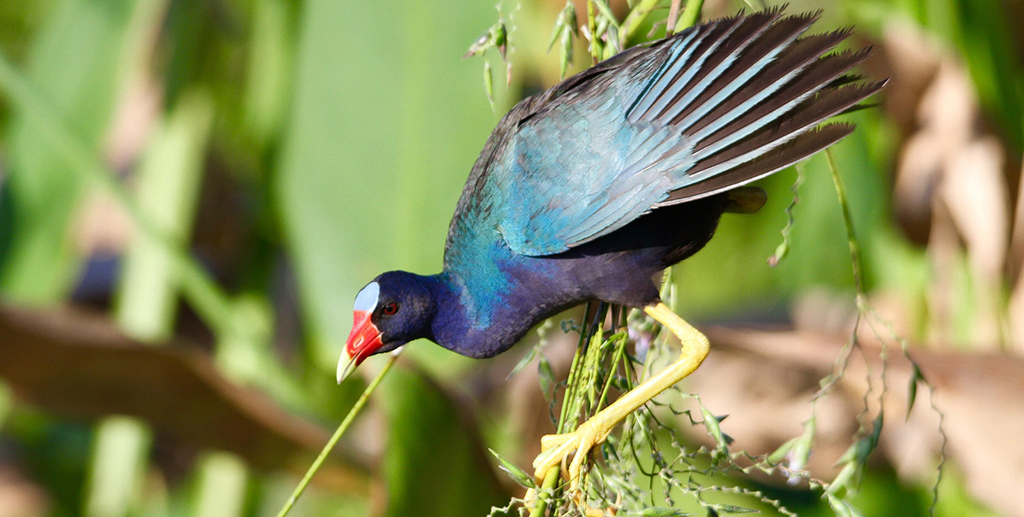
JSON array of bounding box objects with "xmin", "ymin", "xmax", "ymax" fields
[
  {"xmin": 275, "ymin": 351, "xmax": 402, "ymax": 517},
  {"xmin": 529, "ymin": 466, "xmax": 562, "ymax": 517},
  {"xmin": 675, "ymin": 0, "xmax": 704, "ymax": 32},
  {"xmin": 825, "ymin": 149, "xmax": 864, "ymax": 295}
]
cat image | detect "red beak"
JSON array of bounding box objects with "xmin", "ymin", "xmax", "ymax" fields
[{"xmin": 337, "ymin": 310, "xmax": 384, "ymax": 383}]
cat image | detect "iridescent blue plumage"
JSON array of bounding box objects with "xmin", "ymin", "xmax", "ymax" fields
[
  {"xmin": 446, "ymin": 10, "xmax": 874, "ymax": 262},
  {"xmin": 342, "ymin": 10, "xmax": 883, "ymax": 365}
]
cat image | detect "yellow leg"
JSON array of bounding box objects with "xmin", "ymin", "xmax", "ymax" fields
[{"xmin": 531, "ymin": 302, "xmax": 711, "ymax": 490}]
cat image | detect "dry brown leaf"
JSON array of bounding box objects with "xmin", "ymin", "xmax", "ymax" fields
[
  {"xmin": 880, "ymin": 21, "xmax": 942, "ymax": 135},
  {"xmin": 885, "ymin": 23, "xmax": 944, "ymax": 244},
  {"xmin": 943, "ymin": 136, "xmax": 1009, "ymax": 346},
  {"xmin": 0, "ymin": 303, "xmax": 369, "ymax": 492},
  {"xmin": 886, "ymin": 22, "xmax": 1015, "ymax": 349}
]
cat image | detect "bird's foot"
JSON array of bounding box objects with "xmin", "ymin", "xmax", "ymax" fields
[
  {"xmin": 524, "ymin": 486, "xmax": 616, "ymax": 517},
  {"xmin": 527, "ymin": 428, "xmax": 619, "ymax": 516},
  {"xmin": 532, "ymin": 418, "xmax": 611, "ymax": 489}
]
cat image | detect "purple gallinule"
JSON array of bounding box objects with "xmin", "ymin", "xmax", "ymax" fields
[{"xmin": 337, "ymin": 9, "xmax": 881, "ymax": 486}]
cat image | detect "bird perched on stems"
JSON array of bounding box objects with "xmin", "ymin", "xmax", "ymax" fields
[{"xmin": 337, "ymin": 8, "xmax": 882, "ymax": 487}]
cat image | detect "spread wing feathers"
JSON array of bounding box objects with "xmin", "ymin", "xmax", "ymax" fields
[{"xmin": 447, "ymin": 10, "xmax": 882, "ymax": 258}]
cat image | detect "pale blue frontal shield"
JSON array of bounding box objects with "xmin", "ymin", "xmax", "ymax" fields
[{"xmin": 354, "ymin": 282, "xmax": 380, "ymax": 312}]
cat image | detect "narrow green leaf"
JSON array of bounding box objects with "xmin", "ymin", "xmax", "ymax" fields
[
  {"xmin": 857, "ymin": 411, "xmax": 884, "ymax": 463},
  {"xmin": 565, "ymin": 3, "xmax": 579, "ymax": 35},
  {"xmin": 547, "ymin": 15, "xmax": 565, "ymax": 51},
  {"xmin": 826, "ymin": 462, "xmax": 857, "ymax": 497},
  {"xmin": 586, "ymin": 1, "xmax": 599, "ymax": 62},
  {"xmin": 484, "ymin": 59, "xmax": 495, "ymax": 109},
  {"xmin": 488, "ymin": 449, "xmax": 536, "ymax": 489},
  {"xmin": 834, "ymin": 441, "xmax": 857, "ymax": 466},
  {"xmin": 700, "ymin": 405, "xmax": 728, "ymax": 459},
  {"xmin": 560, "ymin": 28, "xmax": 573, "ymax": 78},
  {"xmin": 538, "ymin": 355, "xmax": 556, "ymax": 398},
  {"xmin": 508, "ymin": 344, "xmax": 540, "ymax": 379},
  {"xmin": 789, "ymin": 417, "xmax": 816, "ymax": 471},
  {"xmin": 115, "ymin": 90, "xmax": 214, "ymax": 340},
  {"xmin": 906, "ymin": 363, "xmax": 924, "ymax": 420},
  {"xmin": 767, "ymin": 436, "xmax": 797, "ymax": 464}
]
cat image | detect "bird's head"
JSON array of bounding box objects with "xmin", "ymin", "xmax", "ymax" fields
[{"xmin": 336, "ymin": 271, "xmax": 435, "ymax": 383}]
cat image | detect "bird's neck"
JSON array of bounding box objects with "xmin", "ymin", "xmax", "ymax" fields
[{"xmin": 425, "ymin": 270, "xmax": 539, "ymax": 358}]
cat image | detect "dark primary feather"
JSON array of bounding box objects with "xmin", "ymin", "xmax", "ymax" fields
[{"xmin": 444, "ymin": 9, "xmax": 883, "ymax": 260}]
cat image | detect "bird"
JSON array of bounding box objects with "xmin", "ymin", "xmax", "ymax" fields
[{"xmin": 336, "ymin": 9, "xmax": 882, "ymax": 487}]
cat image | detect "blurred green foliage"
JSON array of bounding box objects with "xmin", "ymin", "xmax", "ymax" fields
[
  {"xmin": 0, "ymin": 0, "xmax": 1020, "ymax": 515},
  {"xmin": 0, "ymin": 0, "xmax": 143, "ymax": 303}
]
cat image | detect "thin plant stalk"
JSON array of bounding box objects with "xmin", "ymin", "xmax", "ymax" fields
[
  {"xmin": 667, "ymin": 0, "xmax": 683, "ymax": 34},
  {"xmin": 275, "ymin": 350, "xmax": 402, "ymax": 517},
  {"xmin": 529, "ymin": 466, "xmax": 562, "ymax": 517},
  {"xmin": 619, "ymin": 0, "xmax": 661, "ymax": 43},
  {"xmin": 675, "ymin": 0, "xmax": 704, "ymax": 33},
  {"xmin": 825, "ymin": 149, "xmax": 865, "ymax": 296}
]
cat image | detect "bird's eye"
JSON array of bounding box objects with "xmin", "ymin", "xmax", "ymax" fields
[{"xmin": 381, "ymin": 302, "xmax": 398, "ymax": 316}]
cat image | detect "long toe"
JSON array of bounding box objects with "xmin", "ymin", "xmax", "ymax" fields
[
  {"xmin": 533, "ymin": 432, "xmax": 580, "ymax": 482},
  {"xmin": 532, "ymin": 421, "xmax": 609, "ymax": 488}
]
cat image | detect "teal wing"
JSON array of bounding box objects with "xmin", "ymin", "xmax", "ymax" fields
[{"xmin": 447, "ymin": 10, "xmax": 882, "ymax": 259}]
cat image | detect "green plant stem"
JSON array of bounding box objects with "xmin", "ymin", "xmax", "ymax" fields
[
  {"xmin": 275, "ymin": 351, "xmax": 402, "ymax": 517},
  {"xmin": 825, "ymin": 145, "xmax": 947, "ymax": 512},
  {"xmin": 824, "ymin": 149, "xmax": 865, "ymax": 296},
  {"xmin": 675, "ymin": 0, "xmax": 703, "ymax": 32},
  {"xmin": 619, "ymin": 0, "xmax": 661, "ymax": 43},
  {"xmin": 580, "ymin": 324, "xmax": 606, "ymax": 412},
  {"xmin": 587, "ymin": 1, "xmax": 599, "ymax": 62},
  {"xmin": 557, "ymin": 303, "xmax": 594, "ymax": 432},
  {"xmin": 557, "ymin": 345, "xmax": 584, "ymax": 432},
  {"xmin": 596, "ymin": 332, "xmax": 628, "ymax": 411},
  {"xmin": 528, "ymin": 466, "xmax": 562, "ymax": 517}
]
